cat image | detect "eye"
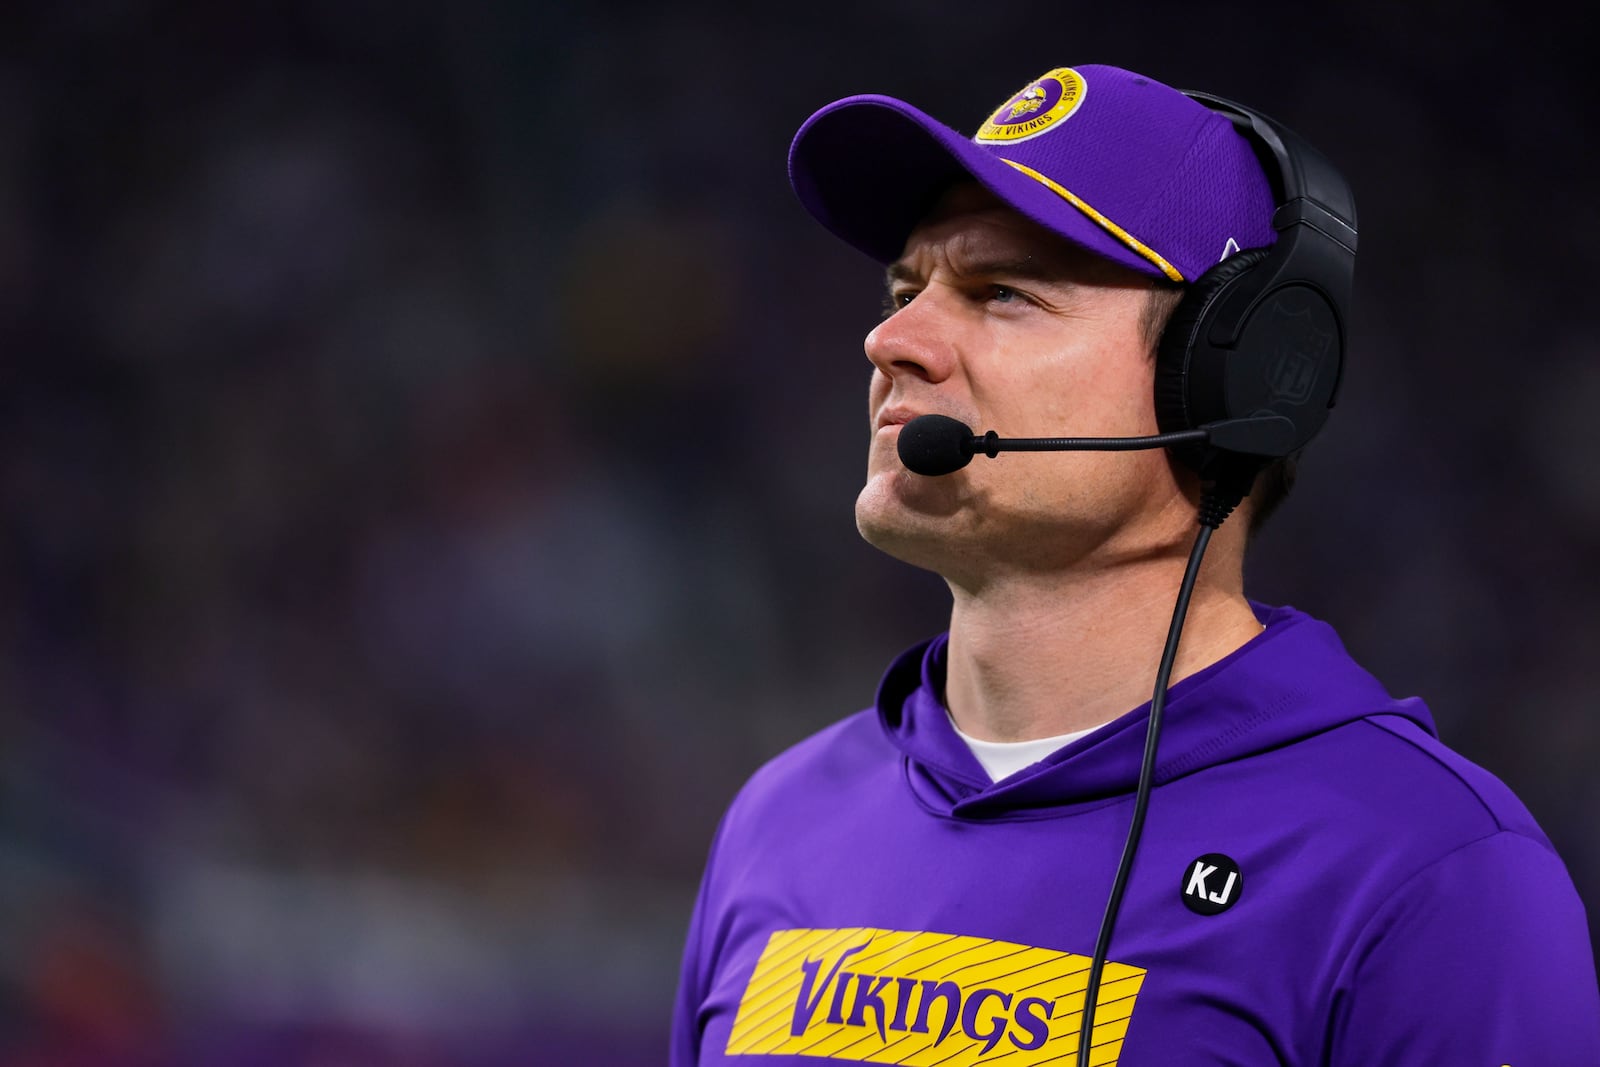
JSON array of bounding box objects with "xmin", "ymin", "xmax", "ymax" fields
[
  {"xmin": 881, "ymin": 290, "xmax": 917, "ymax": 317},
  {"xmin": 989, "ymin": 285, "xmax": 1020, "ymax": 304}
]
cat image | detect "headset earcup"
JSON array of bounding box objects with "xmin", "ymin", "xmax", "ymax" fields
[{"xmin": 1154, "ymin": 249, "xmax": 1271, "ymax": 474}]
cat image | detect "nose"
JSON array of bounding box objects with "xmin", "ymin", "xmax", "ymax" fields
[{"xmin": 864, "ymin": 291, "xmax": 957, "ymax": 385}]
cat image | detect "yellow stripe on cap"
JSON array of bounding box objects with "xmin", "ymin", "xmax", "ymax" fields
[{"xmin": 999, "ymin": 158, "xmax": 1185, "ymax": 282}]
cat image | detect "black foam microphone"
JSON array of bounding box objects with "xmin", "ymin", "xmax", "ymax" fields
[{"xmin": 896, "ymin": 412, "xmax": 1297, "ymax": 477}]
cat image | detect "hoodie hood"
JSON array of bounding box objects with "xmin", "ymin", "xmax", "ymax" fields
[{"xmin": 876, "ymin": 603, "xmax": 1434, "ymax": 819}]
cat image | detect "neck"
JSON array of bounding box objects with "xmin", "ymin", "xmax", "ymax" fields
[{"xmin": 942, "ymin": 527, "xmax": 1261, "ymax": 742}]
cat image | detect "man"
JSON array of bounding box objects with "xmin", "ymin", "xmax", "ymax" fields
[{"xmin": 672, "ymin": 64, "xmax": 1600, "ymax": 1065}]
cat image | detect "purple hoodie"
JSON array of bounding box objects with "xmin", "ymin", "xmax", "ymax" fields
[{"xmin": 673, "ymin": 604, "xmax": 1600, "ymax": 1064}]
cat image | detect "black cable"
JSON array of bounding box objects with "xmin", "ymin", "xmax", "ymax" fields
[{"xmin": 1074, "ymin": 512, "xmax": 1223, "ymax": 1065}]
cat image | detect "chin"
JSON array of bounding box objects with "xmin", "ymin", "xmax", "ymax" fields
[{"xmin": 854, "ymin": 475, "xmax": 967, "ymax": 571}]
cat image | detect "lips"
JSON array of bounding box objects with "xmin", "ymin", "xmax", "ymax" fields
[
  {"xmin": 876, "ymin": 406, "xmax": 981, "ymax": 436},
  {"xmin": 874, "ymin": 406, "xmax": 923, "ymax": 431}
]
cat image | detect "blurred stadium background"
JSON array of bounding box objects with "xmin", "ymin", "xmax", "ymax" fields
[{"xmin": 1, "ymin": 2, "xmax": 1596, "ymax": 1064}]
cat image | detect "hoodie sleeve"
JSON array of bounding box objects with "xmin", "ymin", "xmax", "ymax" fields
[
  {"xmin": 1327, "ymin": 829, "xmax": 1600, "ymax": 1064},
  {"xmin": 671, "ymin": 814, "xmax": 730, "ymax": 1067}
]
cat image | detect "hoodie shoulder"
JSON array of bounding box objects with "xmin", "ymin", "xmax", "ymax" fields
[
  {"xmin": 748, "ymin": 707, "xmax": 888, "ymax": 790},
  {"xmin": 1358, "ymin": 713, "xmax": 1555, "ymax": 848},
  {"xmin": 721, "ymin": 707, "xmax": 895, "ymax": 831}
]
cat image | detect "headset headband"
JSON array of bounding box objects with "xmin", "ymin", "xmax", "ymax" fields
[
  {"xmin": 1154, "ymin": 92, "xmax": 1359, "ymax": 479},
  {"xmin": 1184, "ymin": 90, "xmax": 1358, "ymax": 254}
]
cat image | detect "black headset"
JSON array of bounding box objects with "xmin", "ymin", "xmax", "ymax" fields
[{"xmin": 1153, "ymin": 92, "xmax": 1358, "ymax": 491}]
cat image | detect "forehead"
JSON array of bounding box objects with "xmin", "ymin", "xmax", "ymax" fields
[{"xmin": 894, "ymin": 182, "xmax": 1142, "ymax": 287}]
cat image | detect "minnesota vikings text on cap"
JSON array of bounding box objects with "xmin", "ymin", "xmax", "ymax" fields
[{"xmin": 974, "ymin": 68, "xmax": 1086, "ymax": 144}]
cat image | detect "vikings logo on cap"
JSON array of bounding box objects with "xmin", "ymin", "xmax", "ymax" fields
[{"xmin": 974, "ymin": 68, "xmax": 1086, "ymax": 144}]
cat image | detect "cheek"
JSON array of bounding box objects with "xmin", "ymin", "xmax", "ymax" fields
[
  {"xmin": 980, "ymin": 362, "xmax": 1157, "ymax": 437},
  {"xmin": 867, "ymin": 367, "xmax": 890, "ymax": 410},
  {"xmin": 1025, "ymin": 338, "xmax": 1158, "ymax": 432},
  {"xmin": 1092, "ymin": 359, "xmax": 1160, "ymax": 427}
]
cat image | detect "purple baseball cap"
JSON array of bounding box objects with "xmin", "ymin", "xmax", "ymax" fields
[{"xmin": 788, "ymin": 64, "xmax": 1277, "ymax": 283}]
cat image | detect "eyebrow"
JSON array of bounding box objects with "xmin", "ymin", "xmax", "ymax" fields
[{"xmin": 884, "ymin": 255, "xmax": 1066, "ymax": 289}]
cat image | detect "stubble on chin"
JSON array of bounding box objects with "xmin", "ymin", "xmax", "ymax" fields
[{"xmin": 854, "ymin": 459, "xmax": 969, "ymax": 571}]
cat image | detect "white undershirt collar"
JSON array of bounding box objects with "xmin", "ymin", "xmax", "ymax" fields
[{"xmin": 946, "ymin": 712, "xmax": 1105, "ymax": 782}]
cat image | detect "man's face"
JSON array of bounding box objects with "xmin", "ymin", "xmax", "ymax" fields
[{"xmin": 856, "ymin": 184, "xmax": 1192, "ymax": 586}]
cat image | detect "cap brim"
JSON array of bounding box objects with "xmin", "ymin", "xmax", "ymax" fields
[{"xmin": 788, "ymin": 94, "xmax": 1169, "ymax": 279}]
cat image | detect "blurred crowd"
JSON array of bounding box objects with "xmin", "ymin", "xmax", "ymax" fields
[{"xmin": 0, "ymin": 3, "xmax": 1596, "ymax": 1064}]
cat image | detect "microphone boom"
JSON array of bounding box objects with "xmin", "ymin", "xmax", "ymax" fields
[{"xmin": 895, "ymin": 413, "xmax": 1296, "ymax": 477}]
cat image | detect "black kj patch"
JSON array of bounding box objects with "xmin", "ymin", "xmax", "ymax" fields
[{"xmin": 1182, "ymin": 853, "xmax": 1243, "ymax": 915}]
